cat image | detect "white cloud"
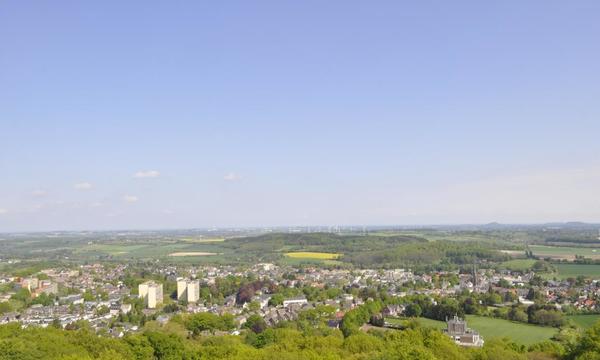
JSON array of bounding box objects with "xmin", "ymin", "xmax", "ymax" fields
[
  {"xmin": 74, "ymin": 182, "xmax": 93, "ymax": 190},
  {"xmin": 224, "ymin": 172, "xmax": 240, "ymax": 181},
  {"xmin": 89, "ymin": 202, "xmax": 103, "ymax": 208},
  {"xmin": 123, "ymin": 195, "xmax": 139, "ymax": 203},
  {"xmin": 0, "ymin": 208, "xmax": 7, "ymax": 215},
  {"xmin": 134, "ymin": 170, "xmax": 160, "ymax": 178},
  {"xmin": 32, "ymin": 189, "xmax": 47, "ymax": 197}
]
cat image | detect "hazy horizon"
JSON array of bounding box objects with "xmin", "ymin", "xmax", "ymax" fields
[{"xmin": 2, "ymin": 1, "xmax": 600, "ymax": 232}]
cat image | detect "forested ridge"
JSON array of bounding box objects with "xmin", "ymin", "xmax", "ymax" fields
[{"xmin": 224, "ymin": 233, "xmax": 511, "ymax": 270}]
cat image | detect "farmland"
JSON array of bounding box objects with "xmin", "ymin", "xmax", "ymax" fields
[
  {"xmin": 73, "ymin": 242, "xmax": 229, "ymax": 261},
  {"xmin": 530, "ymin": 245, "xmax": 600, "ymax": 260},
  {"xmin": 553, "ymin": 264, "xmax": 600, "ymax": 279},
  {"xmin": 168, "ymin": 252, "xmax": 218, "ymax": 257},
  {"xmin": 284, "ymin": 252, "xmax": 341, "ymax": 260}
]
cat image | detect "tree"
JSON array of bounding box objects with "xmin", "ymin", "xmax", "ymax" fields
[
  {"xmin": 96, "ymin": 305, "xmax": 110, "ymax": 316},
  {"xmin": 247, "ymin": 301, "xmax": 260, "ymax": 312},
  {"xmin": 497, "ymin": 279, "xmax": 511, "ymax": 288},
  {"xmin": 244, "ymin": 314, "xmax": 267, "ymax": 334},
  {"xmin": 144, "ymin": 331, "xmax": 185, "ymax": 360},
  {"xmin": 567, "ymin": 322, "xmax": 600, "ymax": 359},
  {"xmin": 186, "ymin": 312, "xmax": 219, "ymax": 335},
  {"xmin": 507, "ymin": 307, "xmax": 528, "ymax": 323},
  {"xmin": 268, "ymin": 294, "xmax": 284, "ymax": 306},
  {"xmin": 82, "ymin": 290, "xmax": 95, "ymax": 302},
  {"xmin": 0, "ymin": 302, "xmax": 12, "ymax": 315},
  {"xmin": 11, "ymin": 288, "xmax": 31, "ymax": 303},
  {"xmin": 405, "ymin": 304, "xmax": 422, "ymax": 318}
]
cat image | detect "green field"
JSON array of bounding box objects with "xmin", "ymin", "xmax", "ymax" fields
[
  {"xmin": 550, "ymin": 264, "xmax": 600, "ymax": 279},
  {"xmin": 465, "ymin": 315, "xmax": 557, "ymax": 345},
  {"xmin": 387, "ymin": 316, "xmax": 556, "ymax": 345},
  {"xmin": 284, "ymin": 252, "xmax": 341, "ymax": 260},
  {"xmin": 530, "ymin": 245, "xmax": 600, "ymax": 260},
  {"xmin": 75, "ymin": 242, "xmax": 229, "ymax": 260},
  {"xmin": 567, "ymin": 315, "xmax": 600, "ymax": 329},
  {"xmin": 501, "ymin": 259, "xmax": 536, "ymax": 271}
]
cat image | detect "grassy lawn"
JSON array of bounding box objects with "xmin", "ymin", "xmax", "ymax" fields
[
  {"xmin": 387, "ymin": 316, "xmax": 557, "ymax": 345},
  {"xmin": 284, "ymin": 252, "xmax": 341, "ymax": 260},
  {"xmin": 465, "ymin": 315, "xmax": 557, "ymax": 345},
  {"xmin": 501, "ymin": 259, "xmax": 536, "ymax": 271},
  {"xmin": 567, "ymin": 315, "xmax": 600, "ymax": 329}
]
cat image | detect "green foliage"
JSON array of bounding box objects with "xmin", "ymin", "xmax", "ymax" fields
[
  {"xmin": 268, "ymin": 293, "xmax": 284, "ymax": 306},
  {"xmin": 11, "ymin": 288, "xmax": 31, "ymax": 303},
  {"xmin": 340, "ymin": 300, "xmax": 383, "ymax": 336},
  {"xmin": 0, "ymin": 315, "xmax": 595, "ymax": 360},
  {"xmin": 405, "ymin": 304, "xmax": 422, "ymax": 317},
  {"xmin": 244, "ymin": 314, "xmax": 267, "ymax": 334},
  {"xmin": 566, "ymin": 322, "xmax": 600, "ymax": 359},
  {"xmin": 31, "ymin": 293, "xmax": 55, "ymax": 306},
  {"xmin": 185, "ymin": 312, "xmax": 235, "ymax": 335},
  {"xmin": 0, "ymin": 302, "xmax": 12, "ymax": 315}
]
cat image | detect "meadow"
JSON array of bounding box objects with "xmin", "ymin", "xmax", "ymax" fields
[
  {"xmin": 386, "ymin": 316, "xmax": 557, "ymax": 345},
  {"xmin": 501, "ymin": 259, "xmax": 536, "ymax": 271},
  {"xmin": 464, "ymin": 315, "xmax": 557, "ymax": 345}
]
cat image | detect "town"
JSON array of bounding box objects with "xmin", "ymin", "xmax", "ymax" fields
[{"xmin": 2, "ymin": 257, "xmax": 599, "ymax": 349}]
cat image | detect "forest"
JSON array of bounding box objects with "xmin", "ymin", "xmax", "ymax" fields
[{"xmin": 2, "ymin": 315, "xmax": 600, "ymax": 360}]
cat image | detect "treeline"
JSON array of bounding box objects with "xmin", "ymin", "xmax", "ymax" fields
[
  {"xmin": 223, "ymin": 232, "xmax": 427, "ymax": 254},
  {"xmin": 7, "ymin": 320, "xmax": 600, "ymax": 359},
  {"xmin": 344, "ymin": 241, "xmax": 510, "ymax": 270}
]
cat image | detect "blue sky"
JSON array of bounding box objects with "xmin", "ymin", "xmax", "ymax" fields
[{"xmin": 1, "ymin": 1, "xmax": 600, "ymax": 231}]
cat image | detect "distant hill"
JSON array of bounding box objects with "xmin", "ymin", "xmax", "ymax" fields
[
  {"xmin": 223, "ymin": 232, "xmax": 427, "ymax": 254},
  {"xmin": 223, "ymin": 232, "xmax": 509, "ymax": 269}
]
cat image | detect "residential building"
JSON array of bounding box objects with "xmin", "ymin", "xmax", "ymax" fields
[
  {"xmin": 139, "ymin": 281, "xmax": 163, "ymax": 309},
  {"xmin": 177, "ymin": 278, "xmax": 200, "ymax": 303},
  {"xmin": 283, "ymin": 296, "xmax": 308, "ymax": 307},
  {"xmin": 445, "ymin": 316, "xmax": 484, "ymax": 347}
]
